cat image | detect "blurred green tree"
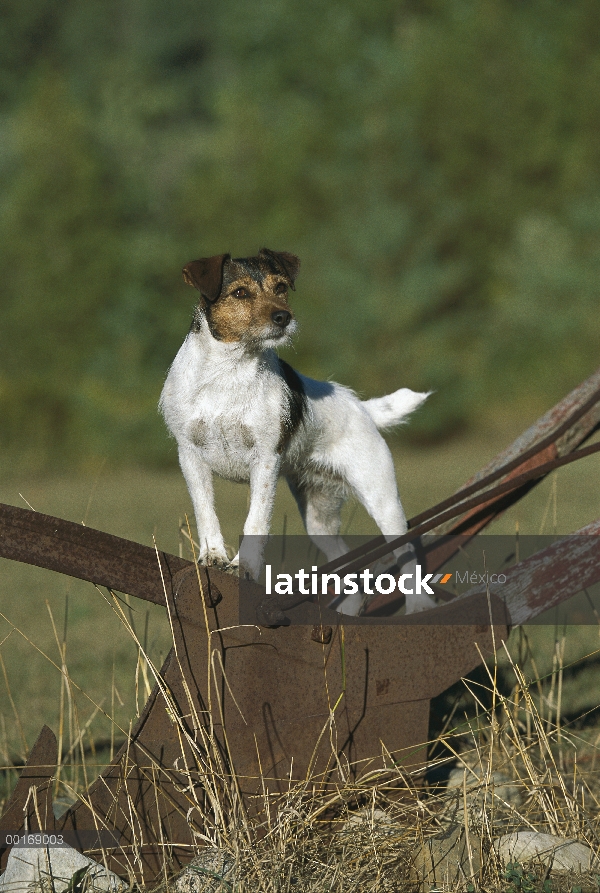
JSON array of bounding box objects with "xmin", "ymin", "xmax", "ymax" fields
[
  {"xmin": 0, "ymin": 72, "xmax": 126, "ymax": 471},
  {"xmin": 1, "ymin": 0, "xmax": 600, "ymax": 472}
]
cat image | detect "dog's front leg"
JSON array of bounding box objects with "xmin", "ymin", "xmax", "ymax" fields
[
  {"xmin": 233, "ymin": 455, "xmax": 281, "ymax": 580},
  {"xmin": 178, "ymin": 444, "xmax": 229, "ymax": 566}
]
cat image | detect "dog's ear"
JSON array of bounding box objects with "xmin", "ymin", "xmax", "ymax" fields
[
  {"xmin": 259, "ymin": 248, "xmax": 300, "ymax": 291},
  {"xmin": 182, "ymin": 254, "xmax": 231, "ymax": 302}
]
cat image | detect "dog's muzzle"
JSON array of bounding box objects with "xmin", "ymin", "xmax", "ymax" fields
[{"xmin": 271, "ymin": 310, "xmax": 292, "ymax": 329}]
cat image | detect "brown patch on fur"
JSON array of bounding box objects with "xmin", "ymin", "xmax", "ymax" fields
[
  {"xmin": 184, "ymin": 249, "xmax": 300, "ymax": 344},
  {"xmin": 191, "ymin": 419, "xmax": 209, "ymax": 446},
  {"xmin": 208, "ymin": 274, "xmax": 294, "ymax": 343},
  {"xmin": 183, "ymin": 254, "xmax": 230, "ymax": 300},
  {"xmin": 239, "ymin": 425, "xmax": 255, "ymax": 448}
]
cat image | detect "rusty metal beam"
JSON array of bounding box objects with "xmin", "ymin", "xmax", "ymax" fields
[
  {"xmin": 439, "ymin": 365, "xmax": 600, "ymax": 510},
  {"xmin": 0, "ymin": 502, "xmax": 191, "ymax": 606},
  {"xmin": 363, "ymin": 366, "xmax": 600, "ymax": 615},
  {"xmin": 415, "ymin": 366, "xmax": 600, "ymax": 534},
  {"xmin": 256, "ymin": 439, "xmax": 600, "ymax": 624},
  {"xmin": 454, "ymin": 519, "xmax": 600, "ymax": 627},
  {"xmin": 0, "ymin": 726, "xmax": 57, "ymax": 871}
]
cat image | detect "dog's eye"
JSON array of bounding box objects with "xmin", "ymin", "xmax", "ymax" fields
[
  {"xmin": 233, "ymin": 287, "xmax": 249, "ymax": 299},
  {"xmin": 275, "ymin": 282, "xmax": 288, "ymax": 295}
]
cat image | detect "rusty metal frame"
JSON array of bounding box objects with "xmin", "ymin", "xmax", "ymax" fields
[{"xmin": 1, "ymin": 367, "xmax": 600, "ymax": 882}]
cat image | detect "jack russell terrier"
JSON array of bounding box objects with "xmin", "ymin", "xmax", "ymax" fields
[{"xmin": 159, "ymin": 248, "xmax": 434, "ymax": 614}]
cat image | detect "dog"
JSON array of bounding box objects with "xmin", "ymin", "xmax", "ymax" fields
[{"xmin": 159, "ymin": 248, "xmax": 435, "ymax": 614}]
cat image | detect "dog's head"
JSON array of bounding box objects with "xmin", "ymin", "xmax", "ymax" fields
[{"xmin": 182, "ymin": 248, "xmax": 300, "ymax": 347}]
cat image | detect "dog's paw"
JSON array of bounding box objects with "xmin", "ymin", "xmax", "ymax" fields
[
  {"xmin": 215, "ymin": 553, "xmax": 240, "ymax": 577},
  {"xmin": 198, "ymin": 547, "xmax": 230, "ymax": 569},
  {"xmin": 231, "ymin": 551, "xmax": 263, "ymax": 582},
  {"xmin": 239, "ymin": 559, "xmax": 263, "ymax": 582},
  {"xmin": 332, "ymin": 590, "xmax": 363, "ymax": 616},
  {"xmin": 404, "ymin": 593, "xmax": 437, "ymax": 614}
]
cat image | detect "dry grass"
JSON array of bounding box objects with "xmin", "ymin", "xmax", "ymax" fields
[{"xmin": 4, "ymin": 572, "xmax": 600, "ymax": 893}]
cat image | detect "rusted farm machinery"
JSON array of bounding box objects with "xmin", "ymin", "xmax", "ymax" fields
[{"xmin": 1, "ymin": 368, "xmax": 600, "ymax": 883}]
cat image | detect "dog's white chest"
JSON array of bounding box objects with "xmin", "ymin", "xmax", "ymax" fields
[
  {"xmin": 188, "ymin": 406, "xmax": 258, "ymax": 480},
  {"xmin": 160, "ymin": 339, "xmax": 284, "ymax": 482}
]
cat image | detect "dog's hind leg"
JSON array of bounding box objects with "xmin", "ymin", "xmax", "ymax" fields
[
  {"xmin": 286, "ymin": 474, "xmax": 371, "ymax": 613},
  {"xmin": 336, "ymin": 436, "xmax": 436, "ymax": 614},
  {"xmin": 286, "ymin": 475, "xmax": 348, "ymax": 562}
]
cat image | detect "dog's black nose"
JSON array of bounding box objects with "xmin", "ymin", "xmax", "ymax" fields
[{"xmin": 272, "ymin": 310, "xmax": 292, "ymax": 328}]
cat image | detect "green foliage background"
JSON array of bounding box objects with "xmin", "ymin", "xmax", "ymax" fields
[{"xmin": 1, "ymin": 0, "xmax": 600, "ymax": 474}]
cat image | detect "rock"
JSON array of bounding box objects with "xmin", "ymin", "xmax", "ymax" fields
[
  {"xmin": 411, "ymin": 825, "xmax": 481, "ymax": 889},
  {"xmin": 494, "ymin": 831, "xmax": 599, "ymax": 871},
  {"xmin": 343, "ymin": 808, "xmax": 392, "ymax": 830},
  {"xmin": 441, "ymin": 765, "xmax": 522, "ymax": 831},
  {"xmin": 0, "ymin": 845, "xmax": 126, "ymax": 893},
  {"xmin": 174, "ymin": 848, "xmax": 235, "ymax": 893},
  {"xmin": 447, "ymin": 766, "xmax": 521, "ymax": 806}
]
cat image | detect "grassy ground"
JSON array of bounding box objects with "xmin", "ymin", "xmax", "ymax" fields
[{"xmin": 0, "ymin": 422, "xmax": 599, "ymax": 807}]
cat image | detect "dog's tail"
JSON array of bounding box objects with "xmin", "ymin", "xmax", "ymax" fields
[{"xmin": 363, "ymin": 388, "xmax": 431, "ymax": 430}]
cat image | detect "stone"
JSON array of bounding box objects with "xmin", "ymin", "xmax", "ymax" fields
[
  {"xmin": 343, "ymin": 808, "xmax": 392, "ymax": 830},
  {"xmin": 174, "ymin": 848, "xmax": 235, "ymax": 893},
  {"xmin": 447, "ymin": 766, "xmax": 521, "ymax": 806},
  {"xmin": 0, "ymin": 845, "xmax": 126, "ymax": 893},
  {"xmin": 494, "ymin": 831, "xmax": 599, "ymax": 871},
  {"xmin": 441, "ymin": 765, "xmax": 522, "ymax": 832},
  {"xmin": 411, "ymin": 825, "xmax": 481, "ymax": 889}
]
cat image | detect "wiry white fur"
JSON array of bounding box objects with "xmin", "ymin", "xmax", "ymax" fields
[
  {"xmin": 159, "ymin": 312, "xmax": 434, "ymax": 614},
  {"xmin": 364, "ymin": 388, "xmax": 431, "ymax": 430}
]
